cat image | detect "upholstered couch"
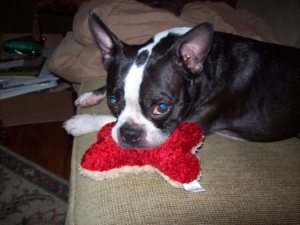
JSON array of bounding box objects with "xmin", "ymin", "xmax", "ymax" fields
[{"xmin": 46, "ymin": 0, "xmax": 300, "ymax": 224}]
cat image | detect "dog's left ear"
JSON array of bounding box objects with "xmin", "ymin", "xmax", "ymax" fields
[
  {"xmin": 175, "ymin": 22, "xmax": 214, "ymax": 78},
  {"xmin": 89, "ymin": 11, "xmax": 123, "ymax": 67}
]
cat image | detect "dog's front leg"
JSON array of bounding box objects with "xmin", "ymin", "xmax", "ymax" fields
[
  {"xmin": 63, "ymin": 114, "xmax": 116, "ymax": 136},
  {"xmin": 75, "ymin": 85, "xmax": 107, "ymax": 107}
]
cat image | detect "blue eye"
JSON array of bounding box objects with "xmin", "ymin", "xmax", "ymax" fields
[
  {"xmin": 160, "ymin": 103, "xmax": 167, "ymax": 110},
  {"xmin": 110, "ymin": 98, "xmax": 116, "ymax": 104},
  {"xmin": 152, "ymin": 103, "xmax": 170, "ymax": 115},
  {"xmin": 108, "ymin": 97, "xmax": 118, "ymax": 108}
]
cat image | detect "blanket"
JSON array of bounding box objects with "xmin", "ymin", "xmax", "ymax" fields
[{"xmin": 47, "ymin": 0, "xmax": 275, "ymax": 83}]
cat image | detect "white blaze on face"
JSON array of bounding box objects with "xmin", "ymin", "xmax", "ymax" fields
[{"xmin": 111, "ymin": 27, "xmax": 192, "ymax": 147}]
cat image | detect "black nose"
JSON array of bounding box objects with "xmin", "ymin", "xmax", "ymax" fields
[{"xmin": 120, "ymin": 127, "xmax": 143, "ymax": 147}]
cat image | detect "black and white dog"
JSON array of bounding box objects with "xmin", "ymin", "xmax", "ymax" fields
[{"xmin": 64, "ymin": 11, "xmax": 300, "ymax": 149}]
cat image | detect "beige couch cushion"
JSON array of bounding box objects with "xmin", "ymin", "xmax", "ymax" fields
[
  {"xmin": 66, "ymin": 78, "xmax": 300, "ymax": 225},
  {"xmin": 47, "ymin": 0, "xmax": 276, "ymax": 83}
]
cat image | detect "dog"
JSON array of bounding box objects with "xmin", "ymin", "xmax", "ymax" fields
[{"xmin": 64, "ymin": 11, "xmax": 300, "ymax": 149}]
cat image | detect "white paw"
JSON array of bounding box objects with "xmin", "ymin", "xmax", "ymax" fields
[
  {"xmin": 63, "ymin": 114, "xmax": 116, "ymax": 136},
  {"xmin": 75, "ymin": 92, "xmax": 106, "ymax": 107},
  {"xmin": 63, "ymin": 114, "xmax": 96, "ymax": 136}
]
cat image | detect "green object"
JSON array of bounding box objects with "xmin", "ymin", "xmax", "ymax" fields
[{"xmin": 2, "ymin": 40, "xmax": 44, "ymax": 57}]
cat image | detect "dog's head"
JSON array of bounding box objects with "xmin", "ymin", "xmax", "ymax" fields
[{"xmin": 89, "ymin": 11, "xmax": 213, "ymax": 149}]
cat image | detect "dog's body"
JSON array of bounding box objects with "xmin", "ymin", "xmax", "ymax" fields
[{"xmin": 64, "ymin": 11, "xmax": 300, "ymax": 149}]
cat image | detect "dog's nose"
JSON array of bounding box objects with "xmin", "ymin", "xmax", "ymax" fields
[{"xmin": 120, "ymin": 127, "xmax": 143, "ymax": 147}]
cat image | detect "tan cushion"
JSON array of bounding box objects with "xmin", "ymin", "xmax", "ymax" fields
[
  {"xmin": 47, "ymin": 0, "xmax": 275, "ymax": 83},
  {"xmin": 66, "ymin": 78, "xmax": 300, "ymax": 225}
]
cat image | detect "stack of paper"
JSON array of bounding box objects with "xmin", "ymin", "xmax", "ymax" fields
[{"xmin": 0, "ymin": 48, "xmax": 59, "ymax": 100}]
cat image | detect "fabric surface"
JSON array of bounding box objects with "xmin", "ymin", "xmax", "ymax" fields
[
  {"xmin": 47, "ymin": 0, "xmax": 276, "ymax": 83},
  {"xmin": 66, "ymin": 79, "xmax": 300, "ymax": 225}
]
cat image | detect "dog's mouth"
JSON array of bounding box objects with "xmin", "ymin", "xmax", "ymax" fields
[
  {"xmin": 112, "ymin": 125, "xmax": 169, "ymax": 150},
  {"xmin": 117, "ymin": 130, "xmax": 168, "ymax": 150},
  {"xmin": 117, "ymin": 140, "xmax": 153, "ymax": 150}
]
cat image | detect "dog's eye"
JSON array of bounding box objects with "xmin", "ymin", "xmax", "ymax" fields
[
  {"xmin": 152, "ymin": 103, "xmax": 170, "ymax": 115},
  {"xmin": 107, "ymin": 97, "xmax": 118, "ymax": 108}
]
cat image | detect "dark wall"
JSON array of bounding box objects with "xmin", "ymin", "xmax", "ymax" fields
[
  {"xmin": 0, "ymin": 0, "xmax": 73, "ymax": 35},
  {"xmin": 0, "ymin": 0, "xmax": 37, "ymax": 33}
]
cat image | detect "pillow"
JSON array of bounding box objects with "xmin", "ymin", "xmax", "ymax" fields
[
  {"xmin": 72, "ymin": 0, "xmax": 195, "ymax": 46},
  {"xmin": 47, "ymin": 0, "xmax": 275, "ymax": 83},
  {"xmin": 46, "ymin": 32, "xmax": 108, "ymax": 83},
  {"xmin": 47, "ymin": 0, "xmax": 194, "ymax": 83}
]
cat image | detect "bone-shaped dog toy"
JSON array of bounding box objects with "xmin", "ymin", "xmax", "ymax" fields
[{"xmin": 79, "ymin": 122, "xmax": 205, "ymax": 192}]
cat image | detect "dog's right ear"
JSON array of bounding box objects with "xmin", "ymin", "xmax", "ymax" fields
[
  {"xmin": 89, "ymin": 11, "xmax": 123, "ymax": 66},
  {"xmin": 174, "ymin": 22, "xmax": 214, "ymax": 79}
]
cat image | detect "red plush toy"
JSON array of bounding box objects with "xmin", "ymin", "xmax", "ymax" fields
[{"xmin": 79, "ymin": 122, "xmax": 205, "ymax": 192}]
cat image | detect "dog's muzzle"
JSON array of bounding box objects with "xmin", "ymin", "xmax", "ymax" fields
[{"xmin": 120, "ymin": 126, "xmax": 143, "ymax": 148}]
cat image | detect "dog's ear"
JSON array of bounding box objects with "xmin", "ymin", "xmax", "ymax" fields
[
  {"xmin": 89, "ymin": 11, "xmax": 122, "ymax": 66},
  {"xmin": 175, "ymin": 22, "xmax": 214, "ymax": 79}
]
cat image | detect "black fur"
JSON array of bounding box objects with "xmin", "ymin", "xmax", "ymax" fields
[{"xmin": 89, "ymin": 11, "xmax": 300, "ymax": 143}]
